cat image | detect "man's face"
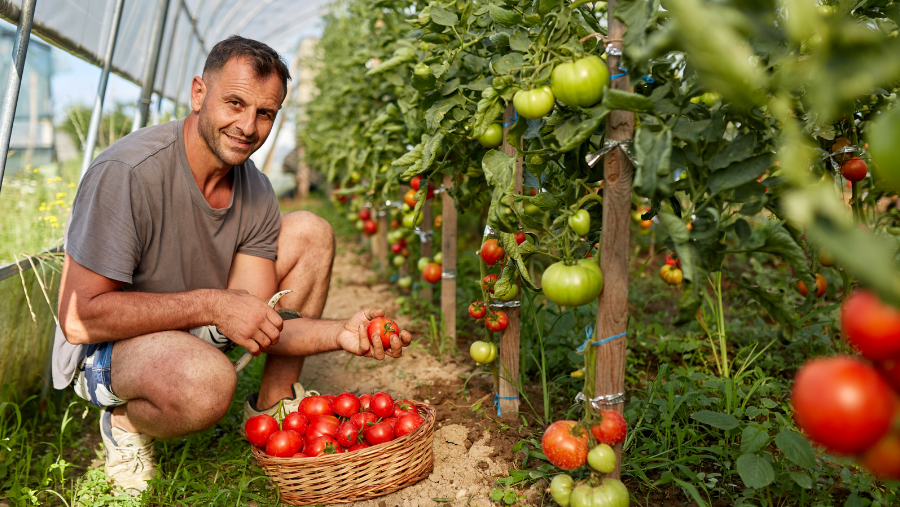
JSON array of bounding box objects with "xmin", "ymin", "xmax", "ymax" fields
[{"xmin": 195, "ymin": 57, "xmax": 284, "ymax": 168}]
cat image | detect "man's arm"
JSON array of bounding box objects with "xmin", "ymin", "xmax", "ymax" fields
[{"xmin": 58, "ymin": 253, "xmax": 282, "ymax": 355}]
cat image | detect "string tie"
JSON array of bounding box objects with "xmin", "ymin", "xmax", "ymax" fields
[
  {"xmin": 502, "ymin": 109, "xmax": 519, "ymax": 128},
  {"xmin": 493, "ymin": 390, "xmax": 519, "ymax": 417},
  {"xmin": 576, "ymin": 326, "xmax": 626, "ymax": 353}
]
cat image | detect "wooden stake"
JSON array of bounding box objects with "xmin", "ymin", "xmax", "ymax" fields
[
  {"xmin": 441, "ymin": 173, "xmax": 457, "ymax": 343},
  {"xmin": 594, "ymin": 0, "xmax": 634, "ymax": 479},
  {"xmin": 498, "ymin": 103, "xmax": 522, "ymax": 419},
  {"xmin": 374, "ymin": 214, "xmax": 389, "ymax": 270},
  {"xmin": 421, "ymin": 201, "xmax": 433, "ymax": 302}
]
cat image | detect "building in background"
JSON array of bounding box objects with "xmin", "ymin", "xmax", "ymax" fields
[{"xmin": 0, "ymin": 23, "xmax": 54, "ymax": 173}]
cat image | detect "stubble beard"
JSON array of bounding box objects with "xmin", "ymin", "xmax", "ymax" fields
[{"xmin": 197, "ymin": 110, "xmax": 256, "ymax": 168}]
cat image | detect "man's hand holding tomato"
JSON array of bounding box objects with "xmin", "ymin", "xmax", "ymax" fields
[{"xmin": 335, "ymin": 309, "xmax": 412, "ymax": 360}]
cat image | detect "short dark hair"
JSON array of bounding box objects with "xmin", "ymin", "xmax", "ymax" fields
[{"xmin": 203, "ymin": 36, "xmax": 291, "ymax": 99}]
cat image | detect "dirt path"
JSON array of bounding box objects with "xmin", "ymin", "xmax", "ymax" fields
[{"xmin": 295, "ymin": 239, "xmax": 532, "ymax": 507}]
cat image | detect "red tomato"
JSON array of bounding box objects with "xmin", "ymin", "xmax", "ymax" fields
[
  {"xmin": 306, "ymin": 416, "xmax": 339, "ymax": 441},
  {"xmin": 842, "ymin": 290, "xmax": 900, "ymax": 360},
  {"xmin": 265, "ymin": 430, "xmax": 303, "ymax": 457},
  {"xmin": 336, "ymin": 420, "xmax": 361, "ymax": 448},
  {"xmin": 391, "ymin": 242, "xmax": 403, "ymax": 254},
  {"xmin": 395, "ymin": 413, "xmax": 424, "ymax": 437},
  {"xmin": 797, "ymin": 274, "xmax": 827, "ymax": 298},
  {"xmin": 364, "ymin": 422, "xmax": 396, "ymax": 445},
  {"xmin": 351, "ymin": 411, "xmax": 378, "ymax": 429},
  {"xmin": 306, "ymin": 436, "xmax": 341, "ymax": 457},
  {"xmin": 841, "ymin": 157, "xmax": 868, "ymax": 182},
  {"xmin": 348, "ymin": 443, "xmax": 370, "ymax": 452},
  {"xmin": 363, "ymin": 219, "xmax": 378, "ymax": 236},
  {"xmin": 860, "ymin": 431, "xmax": 900, "ymax": 480},
  {"xmin": 358, "ymin": 208, "xmax": 371, "ymax": 221},
  {"xmin": 367, "ymin": 317, "xmax": 399, "ymax": 349},
  {"xmin": 292, "ymin": 452, "xmax": 308, "ymax": 458},
  {"xmin": 486, "ymin": 311, "xmax": 509, "ymax": 332},
  {"xmin": 359, "ymin": 393, "xmax": 372, "ymax": 412},
  {"xmin": 514, "ymin": 232, "xmax": 526, "ymax": 245},
  {"xmin": 482, "ymin": 274, "xmax": 499, "ymax": 293},
  {"xmin": 404, "ymin": 189, "xmax": 417, "ymax": 207},
  {"xmin": 282, "ymin": 412, "xmax": 309, "ymax": 437},
  {"xmin": 323, "ymin": 394, "xmax": 336, "ymax": 411},
  {"xmin": 541, "ymin": 421, "xmax": 589, "ymax": 470},
  {"xmin": 590, "ymin": 410, "xmax": 628, "ymax": 446},
  {"xmin": 792, "ymin": 356, "xmax": 898, "ymax": 455},
  {"xmin": 410, "ymin": 175, "xmax": 423, "ymax": 190},
  {"xmin": 423, "ymin": 262, "xmax": 442, "ymax": 284},
  {"xmin": 469, "ymin": 301, "xmax": 486, "ymax": 319},
  {"xmin": 244, "ymin": 414, "xmax": 279, "ymax": 447},
  {"xmin": 395, "ymin": 399, "xmax": 418, "ymax": 416},
  {"xmin": 401, "ymin": 248, "xmax": 409, "ymax": 257},
  {"xmin": 332, "ymin": 392, "xmax": 361, "ymax": 418},
  {"xmin": 370, "ymin": 392, "xmax": 395, "ymax": 418},
  {"xmin": 665, "ymin": 253, "xmax": 680, "ymax": 268},
  {"xmin": 877, "ymin": 353, "xmax": 900, "ymax": 392},
  {"xmin": 383, "ymin": 417, "xmax": 398, "ymax": 428},
  {"xmin": 480, "ymin": 239, "xmax": 505, "ymax": 265}
]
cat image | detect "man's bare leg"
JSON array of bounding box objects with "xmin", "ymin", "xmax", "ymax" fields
[
  {"xmin": 108, "ymin": 331, "xmax": 237, "ymax": 439},
  {"xmin": 256, "ymin": 211, "xmax": 335, "ymax": 409}
]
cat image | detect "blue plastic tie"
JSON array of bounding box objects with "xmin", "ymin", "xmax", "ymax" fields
[
  {"xmin": 502, "ymin": 109, "xmax": 519, "ymax": 127},
  {"xmin": 610, "ymin": 72, "xmax": 628, "ymax": 80},
  {"xmin": 576, "ymin": 326, "xmax": 626, "ymax": 353},
  {"xmin": 642, "ymin": 75, "xmax": 655, "ymax": 84},
  {"xmin": 493, "ymin": 390, "xmax": 520, "ymax": 417}
]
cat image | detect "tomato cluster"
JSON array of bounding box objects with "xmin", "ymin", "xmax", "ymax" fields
[
  {"xmin": 244, "ymin": 392, "xmax": 425, "ymax": 458},
  {"xmin": 541, "ymin": 413, "xmax": 630, "ymax": 506},
  {"xmin": 791, "ymin": 290, "xmax": 900, "ymax": 479}
]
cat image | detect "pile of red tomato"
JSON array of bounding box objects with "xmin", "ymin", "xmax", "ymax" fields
[
  {"xmin": 245, "ymin": 391, "xmax": 424, "ymax": 458},
  {"xmin": 540, "ymin": 411, "xmax": 630, "ymax": 506},
  {"xmin": 792, "ymin": 289, "xmax": 900, "ymax": 479}
]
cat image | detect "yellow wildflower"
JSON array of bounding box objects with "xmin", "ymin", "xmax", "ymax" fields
[
  {"xmin": 68, "ymin": 183, "xmax": 76, "ymax": 188},
  {"xmin": 32, "ymin": 168, "xmax": 40, "ymax": 173}
]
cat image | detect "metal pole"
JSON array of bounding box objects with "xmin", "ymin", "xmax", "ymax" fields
[
  {"xmin": 80, "ymin": 0, "xmax": 125, "ymax": 180},
  {"xmin": 133, "ymin": 0, "xmax": 171, "ymax": 132},
  {"xmin": 0, "ymin": 0, "xmax": 37, "ymax": 195}
]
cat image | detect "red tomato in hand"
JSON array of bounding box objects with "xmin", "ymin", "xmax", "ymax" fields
[
  {"xmin": 332, "ymin": 392, "xmax": 361, "ymax": 418},
  {"xmin": 336, "ymin": 420, "xmax": 361, "ymax": 448},
  {"xmin": 367, "ymin": 317, "xmax": 399, "ymax": 350},
  {"xmin": 480, "ymin": 239, "xmax": 505, "ymax": 265},
  {"xmin": 358, "ymin": 393, "xmax": 372, "ymax": 412},
  {"xmin": 299, "ymin": 396, "xmax": 333, "ymax": 419},
  {"xmin": 486, "ymin": 311, "xmax": 509, "ymax": 332},
  {"xmin": 423, "ymin": 262, "xmax": 442, "ymax": 284},
  {"xmin": 364, "ymin": 422, "xmax": 396, "ymax": 445},
  {"xmin": 541, "ymin": 421, "xmax": 589, "ymax": 470},
  {"xmin": 306, "ymin": 436, "xmax": 341, "ymax": 457},
  {"xmin": 482, "ymin": 274, "xmax": 499, "ymax": 293},
  {"xmin": 244, "ymin": 414, "xmax": 279, "ymax": 447},
  {"xmin": 841, "ymin": 157, "xmax": 868, "ymax": 182},
  {"xmin": 842, "ymin": 290, "xmax": 900, "ymax": 360},
  {"xmin": 469, "ymin": 301, "xmax": 486, "ymax": 319},
  {"xmin": 265, "ymin": 430, "xmax": 303, "ymax": 457},
  {"xmin": 791, "ymin": 356, "xmax": 897, "ymax": 455},
  {"xmin": 370, "ymin": 392, "xmax": 395, "ymax": 418},
  {"xmin": 395, "ymin": 413, "xmax": 424, "ymax": 437},
  {"xmin": 351, "ymin": 411, "xmax": 378, "ymax": 429},
  {"xmin": 590, "ymin": 410, "xmax": 628, "ymax": 446},
  {"xmin": 282, "ymin": 412, "xmax": 309, "ymax": 437}
]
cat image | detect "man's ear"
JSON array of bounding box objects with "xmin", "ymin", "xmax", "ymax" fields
[{"xmin": 190, "ymin": 75, "xmax": 208, "ymax": 112}]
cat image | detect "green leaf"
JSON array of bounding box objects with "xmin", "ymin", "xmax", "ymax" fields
[
  {"xmin": 754, "ymin": 226, "xmax": 814, "ymax": 299},
  {"xmin": 615, "ymin": 0, "xmax": 662, "ymax": 50},
  {"xmin": 787, "ymin": 471, "xmax": 812, "ymax": 490},
  {"xmin": 509, "ymin": 29, "xmax": 532, "ymax": 52},
  {"xmin": 500, "ymin": 232, "xmax": 539, "ymax": 291},
  {"xmin": 731, "ymin": 277, "xmax": 798, "ymax": 332},
  {"xmin": 690, "ymin": 410, "xmax": 739, "ymax": 430},
  {"xmin": 601, "ymin": 88, "xmax": 655, "ymax": 113},
  {"xmin": 556, "ymin": 107, "xmax": 610, "ymax": 153},
  {"xmin": 424, "ymin": 93, "xmax": 466, "ymax": 133},
  {"xmin": 430, "ymin": 5, "xmax": 459, "ymax": 26},
  {"xmin": 672, "ymin": 118, "xmax": 712, "ymax": 143},
  {"xmin": 740, "ymin": 426, "xmax": 770, "ymax": 454},
  {"xmin": 490, "ymin": 4, "xmax": 522, "ymax": 26},
  {"xmin": 736, "ymin": 454, "xmax": 775, "ymax": 489},
  {"xmin": 366, "ymin": 42, "xmax": 416, "ymax": 76},
  {"xmin": 708, "ymin": 153, "xmax": 773, "ymax": 195},
  {"xmin": 774, "ymin": 430, "xmax": 817, "ymax": 470},
  {"xmin": 483, "ymin": 150, "xmax": 516, "ymax": 189},
  {"xmin": 708, "ymin": 132, "xmax": 758, "ymax": 170},
  {"xmin": 634, "ymin": 127, "xmax": 673, "ymax": 198},
  {"xmin": 471, "ymin": 87, "xmax": 503, "ymax": 140}
]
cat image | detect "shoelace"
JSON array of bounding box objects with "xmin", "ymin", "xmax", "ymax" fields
[{"xmin": 110, "ymin": 443, "xmax": 155, "ymax": 474}]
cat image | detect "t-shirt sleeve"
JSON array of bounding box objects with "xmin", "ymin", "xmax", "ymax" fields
[
  {"xmin": 236, "ymin": 183, "xmax": 281, "ymax": 261},
  {"xmin": 66, "ymin": 161, "xmax": 143, "ymax": 283}
]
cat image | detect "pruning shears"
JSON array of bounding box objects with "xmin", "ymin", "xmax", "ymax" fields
[{"xmin": 233, "ymin": 289, "xmax": 302, "ymax": 373}]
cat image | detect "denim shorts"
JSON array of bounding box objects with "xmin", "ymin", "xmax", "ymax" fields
[{"xmin": 72, "ymin": 325, "xmax": 233, "ymax": 408}]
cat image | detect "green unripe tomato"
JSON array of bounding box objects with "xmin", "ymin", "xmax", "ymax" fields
[
  {"xmin": 469, "ymin": 341, "xmax": 494, "ymax": 364},
  {"xmin": 386, "ymin": 230, "xmax": 404, "ymax": 245},
  {"xmin": 392, "ymin": 255, "xmax": 406, "ymax": 267},
  {"xmin": 355, "ymin": 220, "xmax": 365, "ymax": 231},
  {"xmin": 587, "ymin": 443, "xmax": 616, "ymax": 473},
  {"xmin": 414, "ymin": 62, "xmax": 431, "ymax": 77},
  {"xmin": 542, "ymin": 259, "xmax": 604, "ymax": 307},
  {"xmin": 402, "ymin": 213, "xmax": 423, "ymax": 229},
  {"xmin": 496, "ymin": 284, "xmax": 519, "ymax": 301},
  {"xmin": 402, "ymin": 203, "xmax": 412, "ymax": 213},
  {"xmin": 349, "ymin": 170, "xmax": 361, "ymax": 182},
  {"xmin": 817, "ymin": 4, "xmax": 834, "ymax": 16},
  {"xmin": 433, "ymin": 251, "xmax": 443, "ymax": 264},
  {"xmin": 869, "ymin": 107, "xmax": 900, "ymax": 192},
  {"xmin": 569, "ymin": 484, "xmax": 594, "ymax": 507},
  {"xmin": 347, "ymin": 212, "xmax": 357, "ymax": 222},
  {"xmin": 818, "ymin": 248, "xmax": 835, "ymax": 267},
  {"xmin": 592, "ymin": 479, "xmax": 629, "ymax": 507},
  {"xmin": 417, "ymin": 257, "xmax": 431, "ymax": 271},
  {"xmin": 568, "ymin": 209, "xmax": 591, "ymax": 236},
  {"xmin": 478, "ymin": 124, "xmax": 503, "ymax": 148},
  {"xmin": 487, "ymin": 342, "xmax": 498, "ymax": 362},
  {"xmin": 524, "ymin": 202, "xmax": 542, "ymax": 217},
  {"xmin": 397, "ymin": 276, "xmax": 413, "ymax": 288},
  {"xmin": 513, "ymin": 86, "xmax": 556, "ymax": 119},
  {"xmin": 594, "ymin": 1, "xmax": 607, "ymax": 11},
  {"xmin": 550, "ymin": 474, "xmax": 575, "ymax": 507},
  {"xmin": 551, "ymin": 55, "xmax": 609, "ymax": 107}
]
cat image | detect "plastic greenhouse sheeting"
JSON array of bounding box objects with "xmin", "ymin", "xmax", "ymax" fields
[{"xmin": 0, "ymin": 0, "xmax": 332, "ymax": 104}]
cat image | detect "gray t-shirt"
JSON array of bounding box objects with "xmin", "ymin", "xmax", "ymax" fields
[{"xmin": 51, "ymin": 118, "xmax": 281, "ymax": 389}]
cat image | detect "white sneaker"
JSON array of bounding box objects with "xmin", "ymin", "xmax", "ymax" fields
[
  {"xmin": 243, "ymin": 382, "xmax": 313, "ymax": 425},
  {"xmin": 100, "ymin": 407, "xmax": 157, "ymax": 495}
]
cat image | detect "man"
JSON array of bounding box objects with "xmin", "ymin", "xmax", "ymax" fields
[{"xmin": 52, "ymin": 36, "xmax": 412, "ymax": 495}]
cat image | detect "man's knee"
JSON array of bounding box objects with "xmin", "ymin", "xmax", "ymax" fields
[
  {"xmin": 160, "ymin": 342, "xmax": 236, "ymax": 431},
  {"xmin": 281, "ymin": 211, "xmax": 335, "ymax": 257}
]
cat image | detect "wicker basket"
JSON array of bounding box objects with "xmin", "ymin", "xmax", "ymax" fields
[{"xmin": 252, "ymin": 401, "xmax": 436, "ymax": 505}]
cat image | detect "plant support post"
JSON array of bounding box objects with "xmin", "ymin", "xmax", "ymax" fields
[
  {"xmin": 594, "ymin": 0, "xmax": 634, "ymax": 479},
  {"xmin": 421, "ymin": 200, "xmax": 433, "ymax": 303},
  {"xmin": 133, "ymin": 0, "xmax": 171, "ymax": 132},
  {"xmin": 0, "ymin": 0, "xmax": 37, "ymax": 194},
  {"xmin": 441, "ymin": 173, "xmax": 457, "ymax": 343}
]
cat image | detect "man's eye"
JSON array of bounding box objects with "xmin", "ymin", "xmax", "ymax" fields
[{"xmin": 229, "ymin": 101, "xmax": 239, "ymax": 106}]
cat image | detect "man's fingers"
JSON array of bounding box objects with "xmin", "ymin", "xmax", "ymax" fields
[
  {"xmin": 267, "ymin": 307, "xmax": 284, "ymax": 331},
  {"xmin": 399, "ymin": 330, "xmax": 412, "ymax": 346},
  {"xmin": 387, "ymin": 333, "xmax": 402, "ymax": 358},
  {"xmin": 357, "ymin": 324, "xmax": 372, "ymax": 357},
  {"xmin": 365, "ymin": 308, "xmax": 386, "ymax": 320},
  {"xmin": 371, "ymin": 333, "xmax": 385, "ymax": 360}
]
